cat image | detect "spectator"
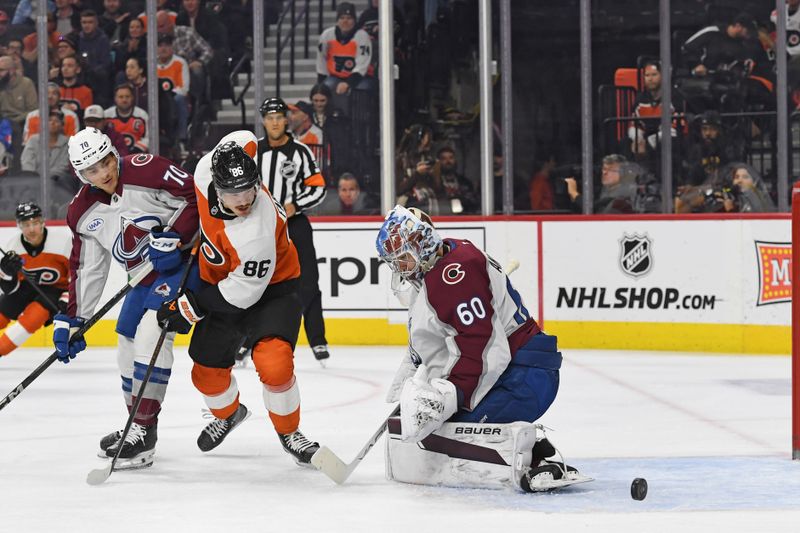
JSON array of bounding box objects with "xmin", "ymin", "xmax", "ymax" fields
[
  {"xmin": 23, "ymin": 82, "xmax": 80, "ymax": 145},
  {"xmin": 396, "ymin": 123, "xmax": 440, "ymax": 214},
  {"xmin": 683, "ymin": 110, "xmax": 740, "ymax": 187},
  {"xmin": 11, "ymin": 1, "xmax": 56, "ymax": 28},
  {"xmin": 139, "ymin": 1, "xmax": 177, "ymax": 27},
  {"xmin": 528, "ymin": 155, "xmax": 556, "ymax": 211},
  {"xmin": 316, "ymin": 2, "xmax": 374, "ymax": 114},
  {"xmin": 627, "ymin": 60, "xmax": 681, "ymax": 168},
  {"xmin": 58, "ymin": 55, "xmax": 93, "ymax": 117},
  {"xmin": 0, "ymin": 54, "xmax": 38, "ymax": 159},
  {"xmin": 20, "ymin": 109, "xmax": 72, "ymax": 180},
  {"xmin": 0, "ymin": 11, "xmax": 10, "ymax": 49},
  {"xmin": 105, "ymin": 83, "xmax": 149, "ymax": 152},
  {"xmin": 82, "ymin": 103, "xmax": 129, "ymax": 156},
  {"xmin": 124, "ymin": 56, "xmax": 148, "ymax": 109},
  {"xmin": 564, "ymin": 155, "xmax": 659, "ymax": 214},
  {"xmin": 55, "ymin": 0, "xmax": 81, "ymax": 36},
  {"xmin": 315, "ymin": 172, "xmax": 379, "ymax": 215},
  {"xmin": 22, "ymin": 13, "xmax": 61, "ymax": 77},
  {"xmin": 680, "ymin": 13, "xmax": 759, "ymax": 112},
  {"xmin": 113, "ymin": 17, "xmax": 147, "ymax": 78},
  {"xmin": 5, "ymin": 38, "xmax": 30, "ymax": 80},
  {"xmin": 124, "ymin": 55, "xmax": 178, "ymax": 145},
  {"xmin": 156, "ymin": 9, "xmax": 212, "ymax": 107},
  {"xmin": 289, "ymin": 101, "xmax": 323, "ymax": 146},
  {"xmin": 730, "ymin": 163, "xmax": 775, "ymax": 213},
  {"xmin": 100, "ymin": 0, "xmax": 131, "ymax": 43},
  {"xmin": 309, "ymin": 82, "xmax": 351, "ymax": 179},
  {"xmin": 176, "ymin": 0, "xmax": 230, "ymax": 100},
  {"xmin": 435, "ymin": 146, "xmax": 478, "ymax": 214},
  {"xmin": 156, "ymin": 33, "xmax": 189, "ymax": 146},
  {"xmin": 78, "ymin": 10, "xmax": 113, "ymax": 107},
  {"xmin": 0, "ymin": 117, "xmax": 12, "ymax": 174}
]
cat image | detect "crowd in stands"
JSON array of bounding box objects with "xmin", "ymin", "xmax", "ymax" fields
[{"xmin": 1, "ymin": 1, "xmax": 796, "ymax": 215}]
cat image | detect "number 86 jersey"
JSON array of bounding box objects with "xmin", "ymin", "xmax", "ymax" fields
[
  {"xmin": 193, "ymin": 150, "xmax": 300, "ymax": 312},
  {"xmin": 407, "ymin": 239, "xmax": 541, "ymax": 412}
]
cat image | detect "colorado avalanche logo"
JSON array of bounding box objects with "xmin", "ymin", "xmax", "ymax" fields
[
  {"xmin": 199, "ymin": 230, "xmax": 225, "ymax": 266},
  {"xmin": 442, "ymin": 263, "xmax": 465, "ymax": 285},
  {"xmin": 112, "ymin": 215, "xmax": 161, "ymax": 271},
  {"xmin": 22, "ymin": 267, "xmax": 60, "ymax": 285},
  {"xmin": 154, "ymin": 282, "xmax": 171, "ymax": 297}
]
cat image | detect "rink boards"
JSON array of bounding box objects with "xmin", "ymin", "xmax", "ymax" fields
[{"xmin": 1, "ymin": 213, "xmax": 791, "ymax": 354}]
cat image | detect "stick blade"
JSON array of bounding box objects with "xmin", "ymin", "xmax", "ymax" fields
[
  {"xmin": 86, "ymin": 465, "xmax": 112, "ymax": 486},
  {"xmin": 311, "ymin": 446, "xmax": 351, "ymax": 484}
]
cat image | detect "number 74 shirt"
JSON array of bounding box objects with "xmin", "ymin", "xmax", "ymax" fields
[
  {"xmin": 406, "ymin": 239, "xmax": 540, "ymax": 411},
  {"xmin": 192, "ymin": 150, "xmax": 300, "ymax": 313}
]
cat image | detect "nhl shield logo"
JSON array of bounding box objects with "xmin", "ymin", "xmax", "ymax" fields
[
  {"xmin": 619, "ymin": 234, "xmax": 653, "ymax": 278},
  {"xmin": 280, "ymin": 159, "xmax": 297, "ymax": 179}
]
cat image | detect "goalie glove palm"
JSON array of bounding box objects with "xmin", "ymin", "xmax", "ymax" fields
[{"xmin": 399, "ymin": 365, "xmax": 457, "ymax": 442}]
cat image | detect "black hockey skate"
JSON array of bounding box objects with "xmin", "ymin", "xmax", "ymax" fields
[
  {"xmin": 311, "ymin": 345, "xmax": 330, "ymax": 362},
  {"xmin": 197, "ymin": 403, "xmax": 251, "ymax": 452},
  {"xmin": 278, "ymin": 429, "xmax": 320, "ymax": 467},
  {"xmin": 103, "ymin": 423, "xmax": 157, "ymax": 470},
  {"xmin": 97, "ymin": 429, "xmax": 122, "ymax": 456}
]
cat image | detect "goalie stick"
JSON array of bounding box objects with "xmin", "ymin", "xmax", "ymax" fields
[
  {"xmin": 311, "ymin": 259, "xmax": 522, "ymax": 484},
  {"xmin": 87, "ymin": 244, "xmax": 198, "ymax": 485},
  {"xmin": 0, "ymin": 263, "xmax": 155, "ymax": 412}
]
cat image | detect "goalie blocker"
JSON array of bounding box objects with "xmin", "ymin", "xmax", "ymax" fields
[{"xmin": 385, "ymin": 418, "xmax": 592, "ymax": 492}]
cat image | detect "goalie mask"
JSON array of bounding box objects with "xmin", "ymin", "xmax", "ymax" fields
[{"xmin": 376, "ymin": 205, "xmax": 442, "ymax": 281}]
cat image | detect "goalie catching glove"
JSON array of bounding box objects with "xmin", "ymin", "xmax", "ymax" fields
[
  {"xmin": 157, "ymin": 291, "xmax": 204, "ymax": 334},
  {"xmin": 400, "ymin": 364, "xmax": 458, "ymax": 442}
]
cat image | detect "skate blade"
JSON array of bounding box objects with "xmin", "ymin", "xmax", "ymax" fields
[
  {"xmin": 524, "ymin": 472, "xmax": 593, "ymax": 492},
  {"xmin": 112, "ymin": 450, "xmax": 155, "ymax": 471}
]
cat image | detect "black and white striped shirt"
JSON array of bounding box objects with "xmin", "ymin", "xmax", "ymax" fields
[{"xmin": 257, "ymin": 135, "xmax": 327, "ymax": 211}]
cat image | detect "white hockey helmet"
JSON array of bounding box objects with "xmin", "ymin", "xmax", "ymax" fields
[
  {"xmin": 68, "ymin": 127, "xmax": 120, "ymax": 183},
  {"xmin": 216, "ymin": 130, "xmax": 258, "ymax": 160}
]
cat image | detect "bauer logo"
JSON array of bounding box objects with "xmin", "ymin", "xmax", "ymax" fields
[
  {"xmin": 453, "ymin": 427, "xmax": 502, "ymax": 435},
  {"xmin": 87, "ymin": 218, "xmax": 104, "ymax": 231},
  {"xmin": 619, "ymin": 234, "xmax": 652, "ymax": 278},
  {"xmin": 754, "ymin": 241, "xmax": 792, "ymax": 306}
]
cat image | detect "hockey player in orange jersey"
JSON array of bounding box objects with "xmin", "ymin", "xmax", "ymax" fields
[
  {"xmin": 157, "ymin": 131, "xmax": 321, "ymax": 466},
  {"xmin": 0, "ymin": 203, "xmax": 69, "ymax": 357}
]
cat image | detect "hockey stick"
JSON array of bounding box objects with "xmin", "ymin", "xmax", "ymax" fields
[
  {"xmin": 311, "ymin": 260, "xmax": 522, "ymax": 484},
  {"xmin": 0, "ymin": 246, "xmax": 60, "ymax": 314},
  {"xmin": 311, "ymin": 404, "xmax": 400, "ymax": 484},
  {"xmin": 87, "ymin": 244, "xmax": 198, "ymax": 485},
  {"xmin": 0, "ymin": 263, "xmax": 155, "ymax": 413}
]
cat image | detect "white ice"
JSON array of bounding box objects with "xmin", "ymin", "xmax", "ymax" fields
[{"xmin": 1, "ymin": 346, "xmax": 798, "ymax": 532}]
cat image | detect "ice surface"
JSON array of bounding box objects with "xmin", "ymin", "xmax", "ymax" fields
[{"xmin": 1, "ymin": 346, "xmax": 798, "ymax": 532}]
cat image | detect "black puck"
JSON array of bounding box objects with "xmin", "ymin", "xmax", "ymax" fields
[{"xmin": 631, "ymin": 477, "xmax": 648, "ymax": 500}]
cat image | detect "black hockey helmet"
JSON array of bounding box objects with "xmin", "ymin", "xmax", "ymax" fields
[
  {"xmin": 211, "ymin": 141, "xmax": 259, "ymax": 192},
  {"xmin": 16, "ymin": 202, "xmax": 43, "ymax": 223},
  {"xmin": 259, "ymin": 97, "xmax": 288, "ymax": 117}
]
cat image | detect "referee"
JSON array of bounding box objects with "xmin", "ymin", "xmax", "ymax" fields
[{"xmin": 257, "ymin": 97, "xmax": 330, "ymax": 363}]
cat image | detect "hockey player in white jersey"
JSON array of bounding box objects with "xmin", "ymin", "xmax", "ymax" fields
[
  {"xmin": 376, "ymin": 206, "xmax": 589, "ymax": 492},
  {"xmin": 54, "ymin": 127, "xmax": 200, "ymax": 469}
]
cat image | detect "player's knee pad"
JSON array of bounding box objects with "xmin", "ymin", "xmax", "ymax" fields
[
  {"xmin": 17, "ymin": 301, "xmax": 50, "ymax": 333},
  {"xmin": 191, "ymin": 363, "xmax": 234, "ymax": 396},
  {"xmin": 386, "ymin": 418, "xmax": 551, "ymax": 491},
  {"xmin": 252, "ymin": 337, "xmax": 295, "ymax": 386},
  {"xmin": 133, "ymin": 310, "xmax": 175, "ymax": 369}
]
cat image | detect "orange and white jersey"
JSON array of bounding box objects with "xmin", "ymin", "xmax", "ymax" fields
[
  {"xmin": 2, "ymin": 227, "xmax": 71, "ymax": 293},
  {"xmin": 193, "ymin": 136, "xmax": 300, "ymax": 311},
  {"xmin": 105, "ymin": 106, "xmax": 149, "ymax": 153},
  {"xmin": 157, "ymin": 54, "xmax": 190, "ymax": 96},
  {"xmin": 22, "ymin": 107, "xmax": 79, "ymax": 145}
]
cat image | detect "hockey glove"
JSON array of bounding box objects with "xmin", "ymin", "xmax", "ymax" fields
[
  {"xmin": 148, "ymin": 225, "xmax": 182, "ymax": 273},
  {"xmin": 399, "ymin": 364, "xmax": 458, "ymax": 443},
  {"xmin": 53, "ymin": 314, "xmax": 87, "ymax": 363},
  {"xmin": 157, "ymin": 290, "xmax": 204, "ymax": 334},
  {"xmin": 0, "ymin": 251, "xmax": 23, "ymax": 280}
]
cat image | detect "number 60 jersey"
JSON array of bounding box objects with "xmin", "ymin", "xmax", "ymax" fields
[
  {"xmin": 406, "ymin": 239, "xmax": 541, "ymax": 412},
  {"xmin": 191, "ymin": 148, "xmax": 300, "ymax": 313}
]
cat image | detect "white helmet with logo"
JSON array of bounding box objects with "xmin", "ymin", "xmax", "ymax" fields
[{"xmin": 68, "ymin": 127, "xmax": 120, "ymax": 183}]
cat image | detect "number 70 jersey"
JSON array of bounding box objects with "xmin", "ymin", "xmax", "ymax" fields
[{"xmin": 193, "ymin": 150, "xmax": 300, "ymax": 311}]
